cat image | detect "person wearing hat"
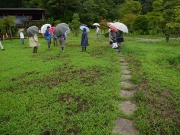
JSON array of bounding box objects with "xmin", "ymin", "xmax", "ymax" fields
[{"xmin": 45, "ymin": 26, "xmax": 51, "ymax": 50}]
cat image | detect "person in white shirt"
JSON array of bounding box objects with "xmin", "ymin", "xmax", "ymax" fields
[
  {"xmin": 0, "ymin": 32, "xmax": 5, "ymax": 50},
  {"xmin": 96, "ymin": 26, "xmax": 100, "ymax": 39},
  {"xmin": 19, "ymin": 31, "xmax": 24, "ymax": 45}
]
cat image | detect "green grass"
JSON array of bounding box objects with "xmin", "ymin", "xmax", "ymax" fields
[
  {"xmin": 0, "ymin": 30, "xmax": 122, "ymax": 135},
  {"xmin": 123, "ymin": 37, "xmax": 180, "ymax": 135}
]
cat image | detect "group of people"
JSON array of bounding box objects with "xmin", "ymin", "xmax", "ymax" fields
[
  {"xmin": 28, "ymin": 25, "xmax": 89, "ymax": 53},
  {"xmin": 109, "ymin": 28, "xmax": 124, "ymax": 52},
  {"xmin": 1, "ymin": 24, "xmax": 123, "ymax": 53}
]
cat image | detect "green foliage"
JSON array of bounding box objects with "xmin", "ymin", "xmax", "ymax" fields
[
  {"xmin": 70, "ymin": 13, "xmax": 80, "ymax": 36},
  {"xmin": 133, "ymin": 15, "xmax": 148, "ymax": 34},
  {"xmin": 117, "ymin": 0, "xmax": 142, "ymax": 20}
]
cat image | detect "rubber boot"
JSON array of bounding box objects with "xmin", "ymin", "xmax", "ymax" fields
[
  {"xmin": 84, "ymin": 47, "xmax": 86, "ymax": 51},
  {"xmin": 81, "ymin": 47, "xmax": 84, "ymax": 52},
  {"xmin": 33, "ymin": 47, "xmax": 36, "ymax": 53},
  {"xmin": 35, "ymin": 47, "xmax": 38, "ymax": 53},
  {"xmin": 61, "ymin": 47, "xmax": 64, "ymax": 52}
]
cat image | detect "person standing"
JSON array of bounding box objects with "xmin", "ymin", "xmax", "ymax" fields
[
  {"xmin": 96, "ymin": 26, "xmax": 100, "ymax": 39},
  {"xmin": 57, "ymin": 33, "xmax": 66, "ymax": 52},
  {"xmin": 116, "ymin": 30, "xmax": 124, "ymax": 52},
  {"xmin": 0, "ymin": 31, "xmax": 5, "ymax": 50},
  {"xmin": 80, "ymin": 28, "xmax": 89, "ymax": 52},
  {"xmin": 50, "ymin": 25, "xmax": 57, "ymax": 46},
  {"xmin": 19, "ymin": 31, "xmax": 24, "ymax": 45},
  {"xmin": 29, "ymin": 33, "xmax": 39, "ymax": 53},
  {"xmin": 45, "ymin": 26, "xmax": 51, "ymax": 50}
]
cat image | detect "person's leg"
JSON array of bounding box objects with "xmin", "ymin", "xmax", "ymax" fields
[
  {"xmin": 54, "ymin": 38, "xmax": 58, "ymax": 46},
  {"xmin": 81, "ymin": 46, "xmax": 84, "ymax": 52},
  {"xmin": 35, "ymin": 46, "xmax": 38, "ymax": 53},
  {"xmin": 47, "ymin": 40, "xmax": 51, "ymax": 49},
  {"xmin": 0, "ymin": 41, "xmax": 5, "ymax": 50},
  {"xmin": 33, "ymin": 47, "xmax": 36, "ymax": 53},
  {"xmin": 22, "ymin": 38, "xmax": 24, "ymax": 45},
  {"xmin": 117, "ymin": 42, "xmax": 121, "ymax": 52},
  {"xmin": 60, "ymin": 38, "xmax": 65, "ymax": 52}
]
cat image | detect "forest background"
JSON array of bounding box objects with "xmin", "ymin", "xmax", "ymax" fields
[{"xmin": 1, "ymin": 0, "xmax": 180, "ymax": 41}]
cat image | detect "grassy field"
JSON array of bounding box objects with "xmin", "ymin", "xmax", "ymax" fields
[
  {"xmin": 122, "ymin": 37, "xmax": 180, "ymax": 135},
  {"xmin": 0, "ymin": 30, "xmax": 180, "ymax": 135}
]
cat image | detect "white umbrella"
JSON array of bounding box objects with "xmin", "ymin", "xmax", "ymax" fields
[
  {"xmin": 110, "ymin": 22, "xmax": 128, "ymax": 33},
  {"xmin": 40, "ymin": 24, "xmax": 51, "ymax": 33},
  {"xmin": 93, "ymin": 23, "xmax": 100, "ymax": 26},
  {"xmin": 80, "ymin": 26, "xmax": 90, "ymax": 32}
]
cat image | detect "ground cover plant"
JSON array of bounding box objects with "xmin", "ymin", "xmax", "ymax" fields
[
  {"xmin": 122, "ymin": 37, "xmax": 180, "ymax": 135},
  {"xmin": 0, "ymin": 30, "xmax": 122, "ymax": 135}
]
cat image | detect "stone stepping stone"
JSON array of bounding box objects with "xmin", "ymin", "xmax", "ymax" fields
[
  {"xmin": 121, "ymin": 65, "xmax": 128, "ymax": 69},
  {"xmin": 120, "ymin": 57, "xmax": 125, "ymax": 62},
  {"xmin": 121, "ymin": 62, "xmax": 128, "ymax": 66},
  {"xmin": 121, "ymin": 75, "xmax": 132, "ymax": 80},
  {"xmin": 122, "ymin": 69, "xmax": 131, "ymax": 74},
  {"xmin": 120, "ymin": 90, "xmax": 137, "ymax": 98},
  {"xmin": 119, "ymin": 101, "xmax": 138, "ymax": 115},
  {"xmin": 120, "ymin": 82, "xmax": 137, "ymax": 89},
  {"xmin": 113, "ymin": 117, "xmax": 139, "ymax": 135}
]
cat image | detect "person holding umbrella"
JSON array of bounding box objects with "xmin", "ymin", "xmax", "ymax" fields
[
  {"xmin": 27, "ymin": 26, "xmax": 40, "ymax": 53},
  {"xmin": 45, "ymin": 26, "xmax": 51, "ymax": 50},
  {"xmin": 80, "ymin": 28, "xmax": 89, "ymax": 52},
  {"xmin": 116, "ymin": 30, "xmax": 124, "ymax": 52},
  {"xmin": 96, "ymin": 26, "xmax": 100, "ymax": 39}
]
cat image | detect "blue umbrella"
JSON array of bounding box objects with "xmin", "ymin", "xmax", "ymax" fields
[{"xmin": 80, "ymin": 26, "xmax": 90, "ymax": 32}]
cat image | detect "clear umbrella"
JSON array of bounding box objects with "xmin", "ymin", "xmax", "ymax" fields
[
  {"xmin": 26, "ymin": 26, "xmax": 38, "ymax": 37},
  {"xmin": 80, "ymin": 26, "xmax": 90, "ymax": 32},
  {"xmin": 18, "ymin": 28, "xmax": 24, "ymax": 33},
  {"xmin": 40, "ymin": 24, "xmax": 51, "ymax": 34},
  {"xmin": 110, "ymin": 22, "xmax": 128, "ymax": 33},
  {"xmin": 93, "ymin": 23, "xmax": 100, "ymax": 26},
  {"xmin": 54, "ymin": 23, "xmax": 69, "ymax": 37}
]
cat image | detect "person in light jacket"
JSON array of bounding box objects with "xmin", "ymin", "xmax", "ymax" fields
[
  {"xmin": 29, "ymin": 34, "xmax": 40, "ymax": 53},
  {"xmin": 80, "ymin": 28, "xmax": 89, "ymax": 52}
]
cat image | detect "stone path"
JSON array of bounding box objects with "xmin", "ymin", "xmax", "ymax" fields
[{"xmin": 113, "ymin": 52, "xmax": 139, "ymax": 135}]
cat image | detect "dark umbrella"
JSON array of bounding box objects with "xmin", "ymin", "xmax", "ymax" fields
[
  {"xmin": 26, "ymin": 26, "xmax": 38, "ymax": 37},
  {"xmin": 54, "ymin": 23, "xmax": 69, "ymax": 37}
]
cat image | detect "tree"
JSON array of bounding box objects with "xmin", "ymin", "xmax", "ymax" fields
[
  {"xmin": 122, "ymin": 14, "xmax": 136, "ymax": 31},
  {"xmin": 161, "ymin": 0, "xmax": 180, "ymax": 42},
  {"xmin": 117, "ymin": 0, "xmax": 142, "ymax": 20},
  {"xmin": 70, "ymin": 13, "xmax": 80, "ymax": 36},
  {"xmin": 133, "ymin": 15, "xmax": 148, "ymax": 34},
  {"xmin": 146, "ymin": 0, "xmax": 163, "ymax": 35},
  {"xmin": 2, "ymin": 16, "xmax": 15, "ymax": 40}
]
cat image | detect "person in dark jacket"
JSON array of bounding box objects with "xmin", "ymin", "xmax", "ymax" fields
[
  {"xmin": 45, "ymin": 26, "xmax": 51, "ymax": 49},
  {"xmin": 116, "ymin": 30, "xmax": 124, "ymax": 52},
  {"xmin": 80, "ymin": 28, "xmax": 89, "ymax": 52}
]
